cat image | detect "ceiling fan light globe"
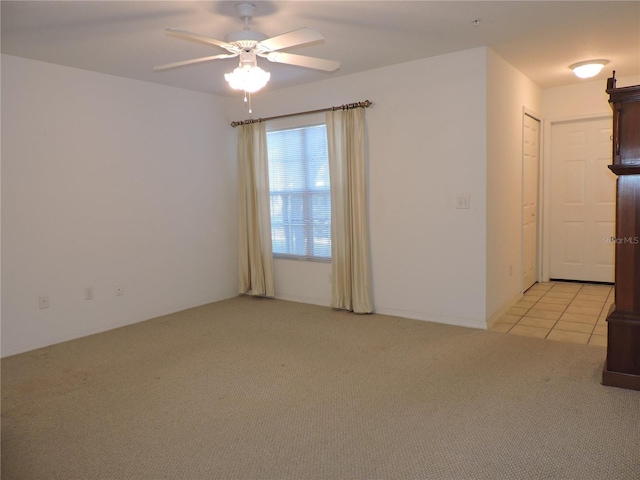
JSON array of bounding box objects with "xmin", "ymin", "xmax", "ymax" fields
[{"xmin": 225, "ymin": 65, "xmax": 270, "ymax": 93}]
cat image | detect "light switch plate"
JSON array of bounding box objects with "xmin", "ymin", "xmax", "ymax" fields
[{"xmin": 456, "ymin": 195, "xmax": 471, "ymax": 209}]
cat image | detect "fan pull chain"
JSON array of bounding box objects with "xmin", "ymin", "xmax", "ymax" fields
[{"xmin": 244, "ymin": 90, "xmax": 253, "ymax": 114}]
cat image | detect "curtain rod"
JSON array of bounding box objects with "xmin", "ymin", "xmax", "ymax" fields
[{"xmin": 230, "ymin": 100, "xmax": 372, "ymax": 128}]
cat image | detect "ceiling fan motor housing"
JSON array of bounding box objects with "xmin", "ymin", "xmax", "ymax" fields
[
  {"xmin": 225, "ymin": 29, "xmax": 267, "ymax": 50},
  {"xmin": 225, "ymin": 2, "xmax": 267, "ymax": 50}
]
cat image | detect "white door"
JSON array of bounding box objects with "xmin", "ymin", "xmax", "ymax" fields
[
  {"xmin": 522, "ymin": 114, "xmax": 540, "ymax": 291},
  {"xmin": 550, "ymin": 117, "xmax": 616, "ymax": 282}
]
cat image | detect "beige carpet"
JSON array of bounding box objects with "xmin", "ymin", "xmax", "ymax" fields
[{"xmin": 2, "ymin": 296, "xmax": 639, "ymax": 479}]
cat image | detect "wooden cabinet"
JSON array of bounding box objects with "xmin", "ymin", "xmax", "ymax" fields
[{"xmin": 602, "ymin": 73, "xmax": 640, "ymax": 391}]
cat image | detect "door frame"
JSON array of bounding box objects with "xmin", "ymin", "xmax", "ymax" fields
[
  {"xmin": 540, "ymin": 113, "xmax": 613, "ymax": 283},
  {"xmin": 521, "ymin": 109, "xmax": 543, "ymax": 292}
]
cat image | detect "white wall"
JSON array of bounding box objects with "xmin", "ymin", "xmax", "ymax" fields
[
  {"xmin": 485, "ymin": 50, "xmax": 542, "ymax": 321},
  {"xmin": 230, "ymin": 48, "xmax": 489, "ymax": 328},
  {"xmin": 1, "ymin": 55, "xmax": 238, "ymax": 356},
  {"xmin": 543, "ymin": 74, "xmax": 640, "ymax": 121},
  {"xmin": 2, "ymin": 51, "xmax": 636, "ymax": 356}
]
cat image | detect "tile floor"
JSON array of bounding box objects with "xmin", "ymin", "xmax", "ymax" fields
[{"xmin": 490, "ymin": 281, "xmax": 612, "ymax": 347}]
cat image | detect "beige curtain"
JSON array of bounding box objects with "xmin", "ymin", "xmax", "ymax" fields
[
  {"xmin": 326, "ymin": 108, "xmax": 373, "ymax": 313},
  {"xmin": 237, "ymin": 122, "xmax": 275, "ymax": 297}
]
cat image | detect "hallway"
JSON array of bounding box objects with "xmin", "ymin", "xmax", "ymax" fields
[{"xmin": 490, "ymin": 281, "xmax": 611, "ymax": 347}]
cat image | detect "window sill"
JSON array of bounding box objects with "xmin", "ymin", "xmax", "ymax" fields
[{"xmin": 273, "ymin": 254, "xmax": 331, "ymax": 264}]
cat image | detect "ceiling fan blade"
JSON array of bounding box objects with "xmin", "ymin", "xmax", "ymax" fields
[
  {"xmin": 153, "ymin": 53, "xmax": 238, "ymax": 72},
  {"xmin": 266, "ymin": 52, "xmax": 340, "ymax": 72},
  {"xmin": 164, "ymin": 28, "xmax": 238, "ymax": 52},
  {"xmin": 258, "ymin": 27, "xmax": 324, "ymax": 52}
]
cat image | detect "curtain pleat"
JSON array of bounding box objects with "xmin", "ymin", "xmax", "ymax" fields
[
  {"xmin": 326, "ymin": 108, "xmax": 373, "ymax": 313},
  {"xmin": 237, "ymin": 122, "xmax": 275, "ymax": 297}
]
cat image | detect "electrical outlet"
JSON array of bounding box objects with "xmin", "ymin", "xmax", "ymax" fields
[
  {"xmin": 115, "ymin": 283, "xmax": 123, "ymax": 296},
  {"xmin": 39, "ymin": 294, "xmax": 50, "ymax": 309},
  {"xmin": 85, "ymin": 286, "xmax": 94, "ymax": 300}
]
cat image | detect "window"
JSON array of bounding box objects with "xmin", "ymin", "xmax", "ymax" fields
[{"xmin": 266, "ymin": 123, "xmax": 331, "ymax": 261}]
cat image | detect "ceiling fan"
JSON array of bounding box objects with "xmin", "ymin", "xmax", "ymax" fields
[{"xmin": 154, "ymin": 2, "xmax": 340, "ymax": 93}]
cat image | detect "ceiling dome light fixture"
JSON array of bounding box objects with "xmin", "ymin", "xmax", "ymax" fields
[
  {"xmin": 225, "ymin": 50, "xmax": 270, "ymax": 93},
  {"xmin": 570, "ymin": 59, "xmax": 609, "ymax": 79}
]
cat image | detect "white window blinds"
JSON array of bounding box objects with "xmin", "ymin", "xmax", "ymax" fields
[{"xmin": 266, "ymin": 124, "xmax": 331, "ymax": 260}]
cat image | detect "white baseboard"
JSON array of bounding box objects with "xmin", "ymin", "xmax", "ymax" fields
[
  {"xmin": 275, "ymin": 293, "xmax": 331, "ymax": 308},
  {"xmin": 485, "ymin": 291, "xmax": 524, "ymax": 329},
  {"xmin": 275, "ymin": 295, "xmax": 501, "ymax": 331},
  {"xmin": 374, "ymin": 306, "xmax": 487, "ymax": 330}
]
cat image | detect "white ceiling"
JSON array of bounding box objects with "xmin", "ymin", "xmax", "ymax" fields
[{"xmin": 2, "ymin": 1, "xmax": 639, "ymax": 97}]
